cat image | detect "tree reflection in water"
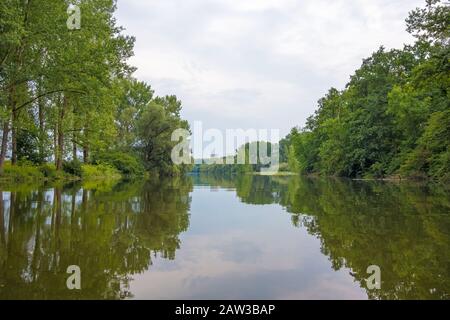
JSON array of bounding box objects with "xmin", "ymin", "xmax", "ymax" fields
[
  {"xmin": 0, "ymin": 178, "xmax": 192, "ymax": 299},
  {"xmin": 194, "ymin": 173, "xmax": 450, "ymax": 300},
  {"xmin": 0, "ymin": 174, "xmax": 449, "ymax": 300}
]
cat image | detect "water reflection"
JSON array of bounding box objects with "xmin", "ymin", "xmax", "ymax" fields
[
  {"xmin": 0, "ymin": 174, "xmax": 449, "ymax": 299},
  {"xmin": 0, "ymin": 178, "xmax": 192, "ymax": 299},
  {"xmin": 197, "ymin": 174, "xmax": 450, "ymax": 300}
]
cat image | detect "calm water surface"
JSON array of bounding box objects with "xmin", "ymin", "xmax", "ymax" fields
[{"xmin": 0, "ymin": 175, "xmax": 449, "ymax": 299}]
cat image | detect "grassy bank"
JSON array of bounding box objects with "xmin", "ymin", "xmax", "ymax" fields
[{"xmin": 0, "ymin": 162, "xmax": 123, "ymax": 184}]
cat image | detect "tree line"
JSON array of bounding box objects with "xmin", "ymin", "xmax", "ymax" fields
[
  {"xmin": 191, "ymin": 141, "xmax": 280, "ymax": 176},
  {"xmin": 0, "ymin": 0, "xmax": 189, "ymax": 179},
  {"xmin": 281, "ymin": 0, "xmax": 449, "ymax": 181}
]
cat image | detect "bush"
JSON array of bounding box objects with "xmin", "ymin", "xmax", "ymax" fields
[
  {"xmin": 400, "ymin": 111, "xmax": 450, "ymax": 181},
  {"xmin": 368, "ymin": 162, "xmax": 385, "ymax": 179},
  {"xmin": 278, "ymin": 163, "xmax": 291, "ymax": 172},
  {"xmin": 1, "ymin": 162, "xmax": 44, "ymax": 182},
  {"xmin": 81, "ymin": 164, "xmax": 121, "ymax": 180},
  {"xmin": 39, "ymin": 163, "xmax": 58, "ymax": 179},
  {"xmin": 93, "ymin": 151, "xmax": 144, "ymax": 176},
  {"xmin": 63, "ymin": 160, "xmax": 83, "ymax": 177}
]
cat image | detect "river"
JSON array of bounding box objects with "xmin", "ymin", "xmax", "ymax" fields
[{"xmin": 0, "ymin": 174, "xmax": 448, "ymax": 299}]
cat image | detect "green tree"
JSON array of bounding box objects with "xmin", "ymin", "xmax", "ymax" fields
[
  {"xmin": 137, "ymin": 97, "xmax": 190, "ymax": 176},
  {"xmin": 285, "ymin": 0, "xmax": 448, "ymax": 181}
]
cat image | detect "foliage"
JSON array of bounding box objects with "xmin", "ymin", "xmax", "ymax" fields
[
  {"xmin": 0, "ymin": 0, "xmax": 190, "ymax": 179},
  {"xmin": 38, "ymin": 163, "xmax": 58, "ymax": 179},
  {"xmin": 63, "ymin": 160, "xmax": 83, "ymax": 177},
  {"xmin": 16, "ymin": 130, "xmax": 41, "ymax": 164},
  {"xmin": 195, "ymin": 141, "xmax": 280, "ymax": 175},
  {"xmin": 282, "ymin": 0, "xmax": 449, "ymax": 181},
  {"xmin": 136, "ymin": 97, "xmax": 190, "ymax": 176},
  {"xmin": 81, "ymin": 164, "xmax": 121, "ymax": 180},
  {"xmin": 1, "ymin": 162, "xmax": 44, "ymax": 182},
  {"xmin": 400, "ymin": 110, "xmax": 450, "ymax": 180},
  {"xmin": 93, "ymin": 151, "xmax": 145, "ymax": 176}
]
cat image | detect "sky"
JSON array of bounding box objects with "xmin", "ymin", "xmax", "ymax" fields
[{"xmin": 115, "ymin": 0, "xmax": 424, "ymax": 144}]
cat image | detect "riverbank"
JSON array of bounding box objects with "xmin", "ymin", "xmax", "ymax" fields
[
  {"xmin": 252, "ymin": 170, "xmax": 399, "ymax": 179},
  {"xmin": 0, "ymin": 162, "xmax": 123, "ymax": 184},
  {"xmin": 250, "ymin": 171, "xmax": 449, "ymax": 185},
  {"xmin": 251, "ymin": 171, "xmax": 297, "ymax": 176}
]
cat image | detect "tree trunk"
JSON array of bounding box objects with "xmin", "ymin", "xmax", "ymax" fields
[
  {"xmin": 31, "ymin": 190, "xmax": 43, "ymax": 281},
  {"xmin": 56, "ymin": 96, "xmax": 67, "ymax": 171},
  {"xmin": 82, "ymin": 188, "xmax": 88, "ymax": 211},
  {"xmin": 38, "ymin": 90, "xmax": 45, "ymax": 163},
  {"xmin": 53, "ymin": 125, "xmax": 57, "ymax": 167},
  {"xmin": 7, "ymin": 192, "xmax": 16, "ymax": 254},
  {"xmin": 10, "ymin": 41, "xmax": 25, "ymax": 166},
  {"xmin": 72, "ymin": 132, "xmax": 77, "ymax": 161},
  {"xmin": 83, "ymin": 144, "xmax": 89, "ymax": 164},
  {"xmin": 52, "ymin": 188, "xmax": 62, "ymax": 269},
  {"xmin": 83, "ymin": 123, "xmax": 89, "ymax": 164},
  {"xmin": 2, "ymin": 85, "xmax": 16, "ymax": 169},
  {"xmin": 0, "ymin": 121, "xmax": 10, "ymax": 175},
  {"xmin": 0, "ymin": 190, "xmax": 5, "ymax": 246},
  {"xmin": 56, "ymin": 125, "xmax": 64, "ymax": 170},
  {"xmin": 11, "ymin": 108, "xmax": 17, "ymax": 165},
  {"xmin": 54, "ymin": 188, "xmax": 62, "ymax": 237}
]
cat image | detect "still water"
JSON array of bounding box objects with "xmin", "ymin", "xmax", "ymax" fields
[{"xmin": 0, "ymin": 175, "xmax": 449, "ymax": 300}]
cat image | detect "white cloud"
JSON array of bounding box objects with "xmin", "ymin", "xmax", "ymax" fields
[{"xmin": 115, "ymin": 0, "xmax": 425, "ymax": 139}]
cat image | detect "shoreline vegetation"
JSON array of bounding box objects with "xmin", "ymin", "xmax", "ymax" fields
[
  {"xmin": 0, "ymin": 161, "xmax": 123, "ymax": 184},
  {"xmin": 1, "ymin": 1, "xmax": 191, "ymax": 183},
  {"xmin": 200, "ymin": 167, "xmax": 447, "ymax": 184},
  {"xmin": 0, "ymin": 162, "xmax": 444, "ymax": 185}
]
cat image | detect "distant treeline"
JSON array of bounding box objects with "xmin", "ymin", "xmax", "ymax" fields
[
  {"xmin": 0, "ymin": 0, "xmax": 190, "ymax": 179},
  {"xmin": 191, "ymin": 141, "xmax": 286, "ymax": 175},
  {"xmin": 280, "ymin": 0, "xmax": 449, "ymax": 181}
]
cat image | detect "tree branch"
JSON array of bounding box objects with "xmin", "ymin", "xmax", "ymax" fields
[{"xmin": 14, "ymin": 89, "xmax": 85, "ymax": 112}]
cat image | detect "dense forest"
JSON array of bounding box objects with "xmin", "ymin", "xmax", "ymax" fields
[
  {"xmin": 281, "ymin": 0, "xmax": 449, "ymax": 181},
  {"xmin": 0, "ymin": 0, "xmax": 190, "ymax": 181}
]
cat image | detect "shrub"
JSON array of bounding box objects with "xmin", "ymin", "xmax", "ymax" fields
[
  {"xmin": 93, "ymin": 151, "xmax": 144, "ymax": 176},
  {"xmin": 400, "ymin": 110, "xmax": 450, "ymax": 181},
  {"xmin": 81, "ymin": 164, "xmax": 121, "ymax": 180},
  {"xmin": 278, "ymin": 163, "xmax": 291, "ymax": 172},
  {"xmin": 39, "ymin": 163, "xmax": 58, "ymax": 179},
  {"xmin": 2, "ymin": 162, "xmax": 44, "ymax": 182},
  {"xmin": 368, "ymin": 162, "xmax": 385, "ymax": 179},
  {"xmin": 63, "ymin": 160, "xmax": 83, "ymax": 177}
]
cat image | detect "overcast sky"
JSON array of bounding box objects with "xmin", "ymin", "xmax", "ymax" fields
[{"xmin": 115, "ymin": 0, "xmax": 424, "ymax": 141}]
